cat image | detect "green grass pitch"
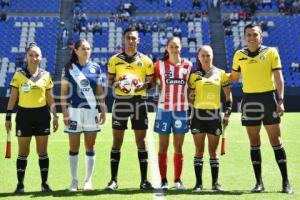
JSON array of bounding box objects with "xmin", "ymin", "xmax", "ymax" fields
[{"xmin": 0, "ymin": 113, "xmax": 299, "ymax": 200}]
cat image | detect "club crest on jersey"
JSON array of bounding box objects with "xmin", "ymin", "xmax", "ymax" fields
[
  {"xmin": 165, "ymin": 70, "xmax": 173, "ymax": 78},
  {"xmin": 259, "ymin": 55, "xmax": 266, "ymax": 60},
  {"xmin": 90, "ymin": 67, "xmax": 96, "ymax": 73},
  {"xmin": 137, "ymin": 61, "xmax": 143, "ymax": 67}
]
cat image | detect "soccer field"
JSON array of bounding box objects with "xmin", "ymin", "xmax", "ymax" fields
[{"xmin": 0, "ymin": 113, "xmax": 299, "ymax": 200}]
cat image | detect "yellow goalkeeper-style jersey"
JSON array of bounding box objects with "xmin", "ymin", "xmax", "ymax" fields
[
  {"xmin": 189, "ymin": 67, "xmax": 229, "ymax": 109},
  {"xmin": 108, "ymin": 52, "xmax": 154, "ymax": 96},
  {"xmin": 232, "ymin": 46, "xmax": 281, "ymax": 93},
  {"xmin": 10, "ymin": 68, "xmax": 53, "ymax": 108}
]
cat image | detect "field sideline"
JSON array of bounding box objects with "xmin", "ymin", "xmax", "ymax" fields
[{"xmin": 0, "ymin": 113, "xmax": 299, "ymax": 200}]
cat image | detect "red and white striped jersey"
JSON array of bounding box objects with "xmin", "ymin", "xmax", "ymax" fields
[{"xmin": 154, "ymin": 59, "xmax": 192, "ymax": 111}]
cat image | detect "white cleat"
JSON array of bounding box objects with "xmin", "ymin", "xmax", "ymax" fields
[
  {"xmin": 174, "ymin": 180, "xmax": 185, "ymax": 190},
  {"xmin": 83, "ymin": 180, "xmax": 93, "ymax": 191},
  {"xmin": 69, "ymin": 179, "xmax": 78, "ymax": 192}
]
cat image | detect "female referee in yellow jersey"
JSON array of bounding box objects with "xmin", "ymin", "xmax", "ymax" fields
[
  {"xmin": 189, "ymin": 45, "xmax": 232, "ymax": 191},
  {"xmin": 230, "ymin": 23, "xmax": 293, "ymax": 194},
  {"xmin": 5, "ymin": 42, "xmax": 58, "ymax": 194}
]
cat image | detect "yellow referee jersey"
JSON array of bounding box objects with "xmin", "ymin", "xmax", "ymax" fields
[
  {"xmin": 10, "ymin": 68, "xmax": 53, "ymax": 108},
  {"xmin": 108, "ymin": 52, "xmax": 154, "ymax": 96},
  {"xmin": 189, "ymin": 67, "xmax": 229, "ymax": 109},
  {"xmin": 232, "ymin": 46, "xmax": 281, "ymax": 93}
]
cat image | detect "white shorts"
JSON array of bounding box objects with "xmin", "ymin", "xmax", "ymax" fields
[{"xmin": 64, "ymin": 107, "xmax": 100, "ymax": 134}]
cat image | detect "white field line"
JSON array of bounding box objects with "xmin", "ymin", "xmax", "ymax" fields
[{"xmin": 147, "ymin": 128, "xmax": 166, "ymax": 200}]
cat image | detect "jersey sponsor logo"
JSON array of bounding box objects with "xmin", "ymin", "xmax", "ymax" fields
[
  {"xmin": 17, "ymin": 129, "xmax": 22, "ymax": 136},
  {"xmin": 115, "ymin": 62, "xmax": 125, "ymax": 66},
  {"xmin": 215, "ymin": 128, "xmax": 222, "ymax": 136},
  {"xmin": 80, "ymin": 79, "xmax": 90, "ymax": 87},
  {"xmin": 239, "ymin": 57, "xmax": 248, "ymax": 61},
  {"xmin": 272, "ymin": 111, "xmax": 279, "ymax": 118},
  {"xmin": 191, "ymin": 128, "xmax": 200, "ymax": 134},
  {"xmin": 174, "ymin": 120, "xmax": 182, "ymax": 128},
  {"xmin": 165, "ymin": 78, "xmax": 186, "ymax": 85},
  {"xmin": 21, "ymin": 83, "xmax": 30, "ymax": 93},
  {"xmin": 69, "ymin": 121, "xmax": 78, "ymax": 130},
  {"xmin": 113, "ymin": 120, "xmax": 121, "ymax": 127},
  {"xmin": 44, "ymin": 128, "xmax": 50, "ymax": 134},
  {"xmin": 248, "ymin": 59, "xmax": 258, "ymax": 64}
]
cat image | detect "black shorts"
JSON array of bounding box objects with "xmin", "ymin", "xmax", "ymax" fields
[
  {"xmin": 190, "ymin": 108, "xmax": 223, "ymax": 136},
  {"xmin": 16, "ymin": 106, "xmax": 51, "ymax": 137},
  {"xmin": 112, "ymin": 96, "xmax": 148, "ymax": 130},
  {"xmin": 241, "ymin": 91, "xmax": 280, "ymax": 126}
]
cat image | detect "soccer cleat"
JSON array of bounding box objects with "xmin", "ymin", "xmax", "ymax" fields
[
  {"xmin": 212, "ymin": 183, "xmax": 224, "ymax": 191},
  {"xmin": 14, "ymin": 184, "xmax": 24, "ymax": 194},
  {"xmin": 174, "ymin": 180, "xmax": 185, "ymax": 190},
  {"xmin": 140, "ymin": 180, "xmax": 154, "ymax": 190},
  {"xmin": 41, "ymin": 183, "xmax": 52, "ymax": 192},
  {"xmin": 282, "ymin": 183, "xmax": 293, "ymax": 194},
  {"xmin": 106, "ymin": 180, "xmax": 118, "ymax": 190},
  {"xmin": 69, "ymin": 179, "xmax": 78, "ymax": 192},
  {"xmin": 160, "ymin": 180, "xmax": 168, "ymax": 191},
  {"xmin": 192, "ymin": 184, "xmax": 203, "ymax": 192},
  {"xmin": 83, "ymin": 180, "xmax": 93, "ymax": 191},
  {"xmin": 251, "ymin": 183, "xmax": 264, "ymax": 193}
]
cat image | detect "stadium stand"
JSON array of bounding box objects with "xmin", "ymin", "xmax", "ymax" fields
[{"xmin": 0, "ymin": 16, "xmax": 59, "ymax": 88}]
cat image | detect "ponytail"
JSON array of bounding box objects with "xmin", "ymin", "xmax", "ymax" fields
[{"xmin": 65, "ymin": 50, "xmax": 78, "ymax": 70}]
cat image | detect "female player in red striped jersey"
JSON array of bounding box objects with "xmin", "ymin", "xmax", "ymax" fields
[{"xmin": 153, "ymin": 37, "xmax": 192, "ymax": 190}]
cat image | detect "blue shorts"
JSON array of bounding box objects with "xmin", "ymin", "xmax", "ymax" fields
[{"xmin": 154, "ymin": 109, "xmax": 189, "ymax": 134}]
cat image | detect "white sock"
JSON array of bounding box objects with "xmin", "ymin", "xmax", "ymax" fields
[
  {"xmin": 69, "ymin": 153, "xmax": 79, "ymax": 181},
  {"xmin": 84, "ymin": 153, "xmax": 95, "ymax": 183}
]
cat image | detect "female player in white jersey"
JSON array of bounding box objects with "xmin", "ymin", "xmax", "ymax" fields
[
  {"xmin": 154, "ymin": 37, "xmax": 192, "ymax": 190},
  {"xmin": 61, "ymin": 39, "xmax": 106, "ymax": 191}
]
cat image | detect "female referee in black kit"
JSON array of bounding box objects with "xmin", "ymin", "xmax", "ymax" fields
[{"xmin": 5, "ymin": 42, "xmax": 58, "ymax": 194}]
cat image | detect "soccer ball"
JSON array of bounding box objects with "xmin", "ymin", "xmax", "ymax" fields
[{"xmin": 118, "ymin": 74, "xmax": 143, "ymax": 93}]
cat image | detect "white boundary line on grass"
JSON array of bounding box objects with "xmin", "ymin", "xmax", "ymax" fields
[{"xmin": 147, "ymin": 128, "xmax": 165, "ymax": 200}]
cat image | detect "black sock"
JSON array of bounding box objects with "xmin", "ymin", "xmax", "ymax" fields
[
  {"xmin": 39, "ymin": 154, "xmax": 49, "ymax": 185},
  {"xmin": 110, "ymin": 149, "xmax": 120, "ymax": 181},
  {"xmin": 138, "ymin": 148, "xmax": 148, "ymax": 182},
  {"xmin": 210, "ymin": 158, "xmax": 219, "ymax": 185},
  {"xmin": 273, "ymin": 144, "xmax": 289, "ymax": 184},
  {"xmin": 194, "ymin": 157, "xmax": 203, "ymax": 186},
  {"xmin": 250, "ymin": 145, "xmax": 262, "ymax": 184},
  {"xmin": 16, "ymin": 155, "xmax": 27, "ymax": 186}
]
